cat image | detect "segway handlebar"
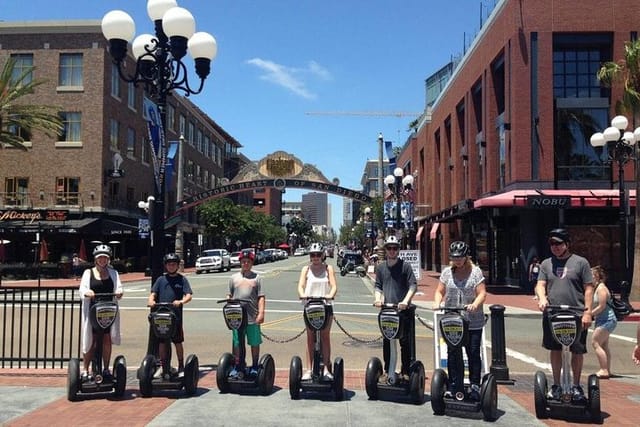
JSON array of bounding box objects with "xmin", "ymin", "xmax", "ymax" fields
[
  {"xmin": 373, "ymin": 302, "xmax": 414, "ymax": 309},
  {"xmin": 84, "ymin": 292, "xmax": 120, "ymax": 299},
  {"xmin": 217, "ymin": 298, "xmax": 252, "ymax": 304},
  {"xmin": 544, "ymin": 304, "xmax": 587, "ymax": 313},
  {"xmin": 300, "ymin": 296, "xmax": 334, "ymax": 302}
]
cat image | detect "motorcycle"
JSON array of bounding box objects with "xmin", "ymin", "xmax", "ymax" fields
[{"xmin": 340, "ymin": 260, "xmax": 366, "ymax": 277}]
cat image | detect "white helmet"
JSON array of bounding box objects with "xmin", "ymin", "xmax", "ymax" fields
[
  {"xmin": 309, "ymin": 242, "xmax": 324, "ymax": 254},
  {"xmin": 384, "ymin": 235, "xmax": 399, "ymax": 248},
  {"xmin": 93, "ymin": 244, "xmax": 112, "ymax": 258}
]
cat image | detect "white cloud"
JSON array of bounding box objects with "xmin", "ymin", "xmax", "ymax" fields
[{"xmin": 246, "ymin": 58, "xmax": 332, "ymax": 100}]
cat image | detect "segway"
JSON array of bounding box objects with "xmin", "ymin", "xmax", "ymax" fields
[
  {"xmin": 289, "ymin": 297, "xmax": 344, "ymax": 400},
  {"xmin": 365, "ymin": 303, "xmax": 425, "ymax": 404},
  {"xmin": 430, "ymin": 306, "xmax": 497, "ymax": 421},
  {"xmin": 137, "ymin": 302, "xmax": 199, "ymax": 397},
  {"xmin": 533, "ymin": 305, "xmax": 601, "ymax": 422},
  {"xmin": 67, "ymin": 292, "xmax": 127, "ymax": 401},
  {"xmin": 216, "ymin": 298, "xmax": 275, "ymax": 395}
]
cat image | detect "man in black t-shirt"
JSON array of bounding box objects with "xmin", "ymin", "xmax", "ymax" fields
[{"xmin": 148, "ymin": 253, "xmax": 193, "ymax": 372}]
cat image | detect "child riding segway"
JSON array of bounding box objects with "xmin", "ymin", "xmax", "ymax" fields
[
  {"xmin": 68, "ymin": 244, "xmax": 126, "ymax": 401},
  {"xmin": 216, "ymin": 250, "xmax": 275, "ymax": 395},
  {"xmin": 430, "ymin": 241, "xmax": 497, "ymax": 421},
  {"xmin": 138, "ymin": 253, "xmax": 199, "ymax": 397},
  {"xmin": 364, "ymin": 236, "xmax": 425, "ymax": 404}
]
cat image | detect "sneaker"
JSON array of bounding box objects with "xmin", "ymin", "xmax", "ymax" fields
[
  {"xmin": 571, "ymin": 384, "xmax": 585, "ymax": 402},
  {"xmin": 153, "ymin": 366, "xmax": 163, "ymax": 379},
  {"xmin": 444, "ymin": 390, "xmax": 454, "ymax": 398},
  {"xmin": 469, "ymin": 384, "xmax": 481, "ymax": 401},
  {"xmin": 249, "ymin": 367, "xmax": 259, "ymax": 378},
  {"xmin": 323, "ymin": 371, "xmax": 334, "ymax": 381},
  {"xmin": 81, "ymin": 371, "xmax": 90, "ymax": 382},
  {"xmin": 378, "ymin": 373, "xmax": 389, "ymax": 384},
  {"xmin": 102, "ymin": 369, "xmax": 112, "ymax": 380},
  {"xmin": 229, "ymin": 367, "xmax": 240, "ymax": 379},
  {"xmin": 547, "ymin": 384, "xmax": 561, "ymax": 400},
  {"xmin": 302, "ymin": 370, "xmax": 312, "ymax": 381}
]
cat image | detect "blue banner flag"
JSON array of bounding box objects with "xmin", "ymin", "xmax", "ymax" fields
[
  {"xmin": 143, "ymin": 96, "xmax": 165, "ymax": 194},
  {"xmin": 385, "ymin": 139, "xmax": 396, "ymax": 174},
  {"xmin": 164, "ymin": 141, "xmax": 179, "ymax": 192}
]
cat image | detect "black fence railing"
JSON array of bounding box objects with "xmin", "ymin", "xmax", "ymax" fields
[{"xmin": 0, "ymin": 285, "xmax": 81, "ymax": 368}]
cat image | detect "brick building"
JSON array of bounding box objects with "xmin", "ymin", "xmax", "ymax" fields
[
  {"xmin": 0, "ymin": 21, "xmax": 245, "ymax": 269},
  {"xmin": 397, "ymin": 0, "xmax": 640, "ymax": 290}
]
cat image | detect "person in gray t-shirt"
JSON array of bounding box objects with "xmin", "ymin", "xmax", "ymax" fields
[
  {"xmin": 374, "ymin": 235, "xmax": 417, "ymax": 382},
  {"xmin": 535, "ymin": 228, "xmax": 594, "ymax": 401}
]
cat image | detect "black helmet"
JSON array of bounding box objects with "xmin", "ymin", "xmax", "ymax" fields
[
  {"xmin": 449, "ymin": 241, "xmax": 469, "ymax": 257},
  {"xmin": 163, "ymin": 253, "xmax": 180, "ymax": 264},
  {"xmin": 93, "ymin": 244, "xmax": 112, "ymax": 258},
  {"xmin": 548, "ymin": 228, "xmax": 570, "ymax": 243}
]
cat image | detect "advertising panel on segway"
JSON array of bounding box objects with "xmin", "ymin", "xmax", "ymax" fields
[
  {"xmin": 67, "ymin": 292, "xmax": 127, "ymax": 401},
  {"xmin": 289, "ymin": 297, "xmax": 344, "ymax": 400},
  {"xmin": 364, "ymin": 303, "xmax": 425, "ymax": 404},
  {"xmin": 430, "ymin": 306, "xmax": 497, "ymax": 421},
  {"xmin": 216, "ymin": 298, "xmax": 275, "ymax": 395},
  {"xmin": 533, "ymin": 305, "xmax": 601, "ymax": 422}
]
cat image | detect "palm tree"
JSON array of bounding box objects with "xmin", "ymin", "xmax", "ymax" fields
[
  {"xmin": 597, "ymin": 39, "xmax": 640, "ymax": 302},
  {"xmin": 0, "ymin": 57, "xmax": 62, "ymax": 150}
]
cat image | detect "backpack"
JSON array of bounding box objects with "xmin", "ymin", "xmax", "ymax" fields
[{"xmin": 607, "ymin": 295, "xmax": 631, "ymax": 321}]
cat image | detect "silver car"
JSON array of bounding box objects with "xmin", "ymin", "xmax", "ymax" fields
[{"xmin": 195, "ymin": 249, "xmax": 231, "ymax": 273}]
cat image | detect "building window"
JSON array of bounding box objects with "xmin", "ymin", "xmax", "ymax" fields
[
  {"xmin": 7, "ymin": 120, "xmax": 31, "ymax": 142},
  {"xmin": 127, "ymin": 127, "xmax": 136, "ymax": 157},
  {"xmin": 553, "ymin": 34, "xmax": 611, "ymax": 98},
  {"xmin": 196, "ymin": 129, "xmax": 203, "ymax": 152},
  {"xmin": 179, "ymin": 114, "xmax": 186, "ymax": 136},
  {"xmin": 10, "ymin": 53, "xmax": 33, "ymax": 85},
  {"xmin": 187, "ymin": 122, "xmax": 195, "ymax": 146},
  {"xmin": 4, "ymin": 177, "xmax": 29, "ymax": 206},
  {"xmin": 128, "ymin": 82, "xmax": 136, "ymax": 109},
  {"xmin": 204, "ymin": 135, "xmax": 210, "ymax": 157},
  {"xmin": 55, "ymin": 176, "xmax": 80, "ymax": 205},
  {"xmin": 59, "ymin": 53, "xmax": 83, "ymax": 87},
  {"xmin": 109, "ymin": 119, "xmax": 119, "ymax": 150},
  {"xmin": 166, "ymin": 104, "xmax": 175, "ymax": 131},
  {"xmin": 141, "ymin": 138, "xmax": 148, "ymax": 164},
  {"xmin": 111, "ymin": 63, "xmax": 121, "ymax": 98},
  {"xmin": 59, "ymin": 112, "xmax": 82, "ymax": 142},
  {"xmin": 216, "ymin": 146, "xmax": 222, "ymax": 166}
]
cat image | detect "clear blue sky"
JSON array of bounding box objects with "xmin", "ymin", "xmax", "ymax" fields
[{"xmin": 3, "ymin": 0, "xmax": 492, "ymax": 231}]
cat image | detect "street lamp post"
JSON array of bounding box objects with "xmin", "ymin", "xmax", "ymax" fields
[
  {"xmin": 102, "ymin": 1, "xmax": 217, "ymax": 285},
  {"xmin": 378, "ymin": 133, "xmax": 384, "ymax": 198},
  {"xmin": 384, "ymin": 167, "xmax": 415, "ymax": 247},
  {"xmin": 363, "ymin": 206, "xmax": 375, "ymax": 251},
  {"xmin": 590, "ymin": 115, "xmax": 640, "ymax": 286},
  {"xmin": 175, "ymin": 134, "xmax": 185, "ymax": 271}
]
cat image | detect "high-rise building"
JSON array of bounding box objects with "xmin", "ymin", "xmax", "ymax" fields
[{"xmin": 301, "ymin": 192, "xmax": 328, "ymax": 225}]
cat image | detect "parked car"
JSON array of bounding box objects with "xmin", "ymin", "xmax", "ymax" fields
[
  {"xmin": 229, "ymin": 251, "xmax": 241, "ymax": 268},
  {"xmin": 195, "ymin": 249, "xmax": 231, "ymax": 273},
  {"xmin": 263, "ymin": 248, "xmax": 278, "ymax": 262},
  {"xmin": 293, "ymin": 247, "xmax": 306, "ymax": 256}
]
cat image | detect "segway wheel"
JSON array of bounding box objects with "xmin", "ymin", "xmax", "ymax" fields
[
  {"xmin": 533, "ymin": 370, "xmax": 548, "ymax": 419},
  {"xmin": 289, "ymin": 356, "xmax": 302, "ymax": 400},
  {"xmin": 430, "ymin": 369, "xmax": 448, "ymax": 415},
  {"xmin": 258, "ymin": 354, "xmax": 275, "ymax": 396},
  {"xmin": 184, "ymin": 354, "xmax": 199, "ymax": 396},
  {"xmin": 365, "ymin": 357, "xmax": 382, "ymax": 400},
  {"xmin": 139, "ymin": 354, "xmax": 156, "ymax": 398},
  {"xmin": 113, "ymin": 355, "xmax": 127, "ymax": 398},
  {"xmin": 587, "ymin": 374, "xmax": 601, "ymax": 423},
  {"xmin": 216, "ymin": 352, "xmax": 234, "ymax": 393},
  {"xmin": 333, "ymin": 357, "xmax": 344, "ymax": 401},
  {"xmin": 67, "ymin": 358, "xmax": 80, "ymax": 402},
  {"xmin": 481, "ymin": 373, "xmax": 498, "ymax": 421},
  {"xmin": 409, "ymin": 361, "xmax": 425, "ymax": 405}
]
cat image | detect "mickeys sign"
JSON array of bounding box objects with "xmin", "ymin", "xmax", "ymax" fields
[{"xmin": 176, "ymin": 151, "xmax": 372, "ymax": 211}]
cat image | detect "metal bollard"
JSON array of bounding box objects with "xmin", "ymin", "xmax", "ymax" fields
[{"xmin": 489, "ymin": 304, "xmax": 513, "ymax": 384}]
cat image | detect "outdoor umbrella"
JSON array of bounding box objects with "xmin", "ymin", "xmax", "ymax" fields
[
  {"xmin": 278, "ymin": 243, "xmax": 290, "ymax": 249},
  {"xmin": 39, "ymin": 239, "xmax": 49, "ymax": 262},
  {"xmin": 78, "ymin": 239, "xmax": 87, "ymax": 261}
]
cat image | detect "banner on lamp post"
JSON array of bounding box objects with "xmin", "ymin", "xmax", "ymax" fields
[{"xmin": 143, "ymin": 96, "xmax": 165, "ymax": 194}]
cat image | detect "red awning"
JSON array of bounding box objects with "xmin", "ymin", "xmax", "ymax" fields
[
  {"xmin": 429, "ymin": 223, "xmax": 440, "ymax": 240},
  {"xmin": 473, "ymin": 189, "xmax": 636, "ymax": 209},
  {"xmin": 415, "ymin": 225, "xmax": 425, "ymax": 242}
]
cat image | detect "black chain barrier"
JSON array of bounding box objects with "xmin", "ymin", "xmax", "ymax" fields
[
  {"xmin": 332, "ymin": 316, "xmax": 383, "ymax": 344},
  {"xmin": 261, "ymin": 328, "xmax": 306, "ymax": 343},
  {"xmin": 415, "ymin": 312, "xmax": 434, "ymax": 331}
]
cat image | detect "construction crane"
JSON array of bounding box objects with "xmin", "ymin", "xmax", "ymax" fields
[{"xmin": 305, "ymin": 111, "xmax": 422, "ymax": 117}]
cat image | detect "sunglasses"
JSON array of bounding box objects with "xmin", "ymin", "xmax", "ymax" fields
[
  {"xmin": 310, "ymin": 253, "xmax": 322, "ymax": 258},
  {"xmin": 549, "ymin": 241, "xmax": 565, "ymax": 246},
  {"xmin": 386, "ymin": 247, "xmax": 399, "ymax": 251}
]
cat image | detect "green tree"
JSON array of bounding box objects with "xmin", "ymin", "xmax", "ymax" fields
[
  {"xmin": 597, "ymin": 38, "xmax": 640, "ymax": 300},
  {"xmin": 0, "ymin": 57, "xmax": 62, "ymax": 150}
]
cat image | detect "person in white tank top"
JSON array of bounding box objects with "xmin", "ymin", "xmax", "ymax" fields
[{"xmin": 297, "ymin": 243, "xmax": 338, "ymax": 380}]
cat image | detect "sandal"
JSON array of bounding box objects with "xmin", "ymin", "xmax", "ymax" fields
[{"xmin": 596, "ymin": 372, "xmax": 610, "ymax": 379}]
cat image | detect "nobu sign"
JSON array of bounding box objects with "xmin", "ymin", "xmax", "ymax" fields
[{"xmin": 527, "ymin": 196, "xmax": 570, "ymax": 208}]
